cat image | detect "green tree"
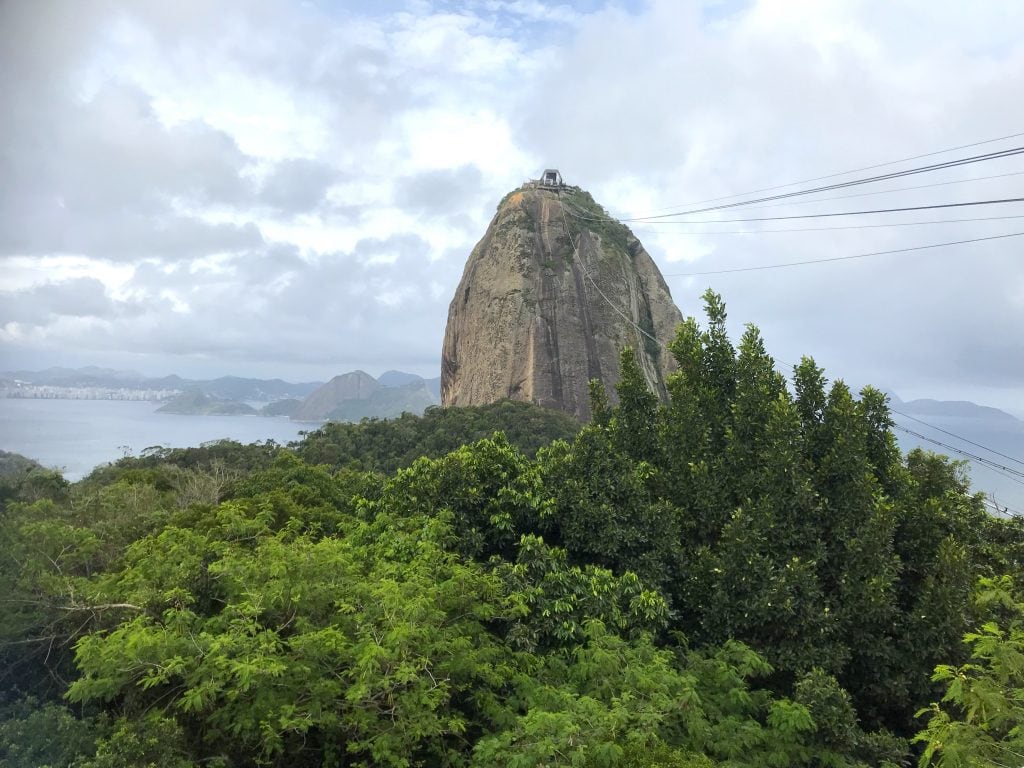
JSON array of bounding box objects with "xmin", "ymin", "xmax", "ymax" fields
[
  {"xmin": 0, "ymin": 698, "xmax": 99, "ymax": 767},
  {"xmin": 610, "ymin": 347, "xmax": 660, "ymax": 465},
  {"xmin": 915, "ymin": 577, "xmax": 1024, "ymax": 768},
  {"xmin": 66, "ymin": 491, "xmax": 516, "ymax": 766}
]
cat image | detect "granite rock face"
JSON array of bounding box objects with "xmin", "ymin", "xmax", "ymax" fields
[{"xmin": 441, "ymin": 184, "xmax": 684, "ymax": 421}]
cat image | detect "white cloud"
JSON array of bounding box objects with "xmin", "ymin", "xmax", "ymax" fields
[
  {"xmin": 0, "ymin": 256, "xmax": 135, "ymax": 293},
  {"xmin": 1, "ymin": 0, "xmax": 1023, "ymax": 410}
]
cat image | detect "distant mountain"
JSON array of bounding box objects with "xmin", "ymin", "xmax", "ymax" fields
[
  {"xmin": 4, "ymin": 366, "xmax": 145, "ymax": 386},
  {"xmin": 377, "ymin": 370, "xmax": 425, "ymax": 388},
  {"xmin": 377, "ymin": 370, "xmax": 442, "ymax": 400},
  {"xmin": 291, "ymin": 371, "xmax": 441, "ymax": 422},
  {"xmin": 74, "ymin": 365, "xmax": 145, "ymax": 380},
  {"xmin": 145, "ymin": 375, "xmax": 188, "ymax": 389},
  {"xmin": 261, "ymin": 398, "xmax": 303, "ymax": 417},
  {"xmin": 328, "ymin": 381, "xmax": 438, "ymax": 421},
  {"xmin": 292, "ymin": 371, "xmax": 380, "ymax": 421},
  {"xmin": 199, "ymin": 376, "xmax": 322, "ymax": 401},
  {"xmin": 2, "ymin": 367, "xmax": 323, "ymax": 401},
  {"xmin": 157, "ymin": 389, "xmax": 258, "ymax": 416},
  {"xmin": 136, "ymin": 375, "xmax": 321, "ymax": 400},
  {"xmin": 892, "ymin": 396, "xmax": 1019, "ymax": 422}
]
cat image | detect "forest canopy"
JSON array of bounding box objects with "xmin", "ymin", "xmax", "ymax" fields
[{"xmin": 1, "ymin": 292, "xmax": 1022, "ymax": 768}]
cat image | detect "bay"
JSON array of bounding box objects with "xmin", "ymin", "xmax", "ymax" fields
[{"xmin": 0, "ymin": 398, "xmax": 311, "ymax": 481}]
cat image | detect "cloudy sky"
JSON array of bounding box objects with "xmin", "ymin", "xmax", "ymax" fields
[{"xmin": 2, "ymin": 0, "xmax": 1023, "ymax": 411}]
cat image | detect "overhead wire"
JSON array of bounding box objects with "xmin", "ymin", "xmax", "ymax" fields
[
  {"xmin": 574, "ymin": 146, "xmax": 1024, "ymax": 223},
  {"xmin": 983, "ymin": 498, "xmax": 1024, "ymax": 518},
  {"xmin": 613, "ymin": 129, "xmax": 1024, "ymax": 215},
  {"xmin": 658, "ymin": 230, "xmax": 1024, "ymax": 277},
  {"xmin": 578, "ymin": 196, "xmax": 1024, "ymax": 226},
  {"xmin": 629, "ymin": 213, "xmax": 1024, "ymax": 236},
  {"xmin": 555, "ymin": 140, "xmax": 1024, "ymax": 273},
  {"xmin": 698, "ymin": 169, "xmax": 1024, "ymax": 213},
  {"xmin": 891, "ymin": 408, "xmax": 1024, "ymax": 468},
  {"xmin": 892, "ymin": 425, "xmax": 1024, "ymax": 485}
]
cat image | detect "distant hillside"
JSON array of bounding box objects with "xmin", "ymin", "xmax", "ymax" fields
[
  {"xmin": 157, "ymin": 390, "xmax": 258, "ymax": 416},
  {"xmin": 896, "ymin": 397, "xmax": 1019, "ymax": 422},
  {"xmin": 328, "ymin": 381, "xmax": 438, "ymax": 421},
  {"xmin": 292, "ymin": 371, "xmax": 380, "ymax": 421},
  {"xmin": 378, "ymin": 370, "xmax": 441, "ymax": 399},
  {"xmin": 261, "ymin": 398, "xmax": 303, "ymax": 417},
  {"xmin": 2, "ymin": 366, "xmax": 447, "ymax": 404},
  {"xmin": 2, "ymin": 367, "xmax": 322, "ymax": 401},
  {"xmin": 194, "ymin": 376, "xmax": 322, "ymax": 401},
  {"xmin": 2, "ymin": 366, "xmax": 144, "ymax": 383},
  {"xmin": 291, "ymin": 371, "xmax": 442, "ymax": 422},
  {"xmin": 377, "ymin": 370, "xmax": 424, "ymax": 388}
]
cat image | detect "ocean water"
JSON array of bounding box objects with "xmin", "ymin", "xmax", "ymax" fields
[{"xmin": 0, "ymin": 399, "xmax": 310, "ymax": 481}]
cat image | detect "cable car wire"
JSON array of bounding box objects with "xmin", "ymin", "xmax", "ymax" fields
[
  {"xmin": 574, "ymin": 146, "xmax": 1024, "ymax": 223},
  {"xmin": 659, "ymin": 230, "xmax": 1024, "ymax": 277},
  {"xmin": 708, "ymin": 169, "xmax": 1024, "ymax": 213},
  {"xmin": 575, "ymin": 196, "xmax": 1024, "ymax": 227},
  {"xmin": 891, "ymin": 408, "xmax": 1024, "ymax": 468},
  {"xmin": 598, "ymin": 129, "xmax": 1024, "ymax": 218},
  {"xmin": 893, "ymin": 425, "xmax": 1024, "ymax": 484},
  {"xmin": 629, "ymin": 213, "xmax": 1024, "ymax": 236}
]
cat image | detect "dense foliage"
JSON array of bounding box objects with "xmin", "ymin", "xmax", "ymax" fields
[
  {"xmin": 294, "ymin": 399, "xmax": 582, "ymax": 473},
  {"xmin": 1, "ymin": 292, "xmax": 1021, "ymax": 767}
]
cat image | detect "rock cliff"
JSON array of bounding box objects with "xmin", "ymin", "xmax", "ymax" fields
[{"xmin": 441, "ymin": 182, "xmax": 684, "ymax": 420}]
